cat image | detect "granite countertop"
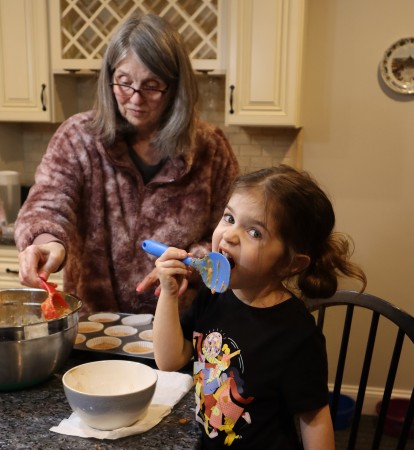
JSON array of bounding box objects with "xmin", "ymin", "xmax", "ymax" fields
[{"xmin": 1, "ymin": 352, "xmax": 202, "ymax": 450}]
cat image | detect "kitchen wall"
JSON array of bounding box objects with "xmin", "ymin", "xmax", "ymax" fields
[
  {"xmin": 0, "ymin": 75, "xmax": 301, "ymax": 186},
  {"xmin": 301, "ymin": 0, "xmax": 414, "ymax": 409},
  {"xmin": 303, "ymin": 0, "xmax": 414, "ymax": 315}
]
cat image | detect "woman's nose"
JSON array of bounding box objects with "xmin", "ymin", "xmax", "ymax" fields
[{"xmin": 130, "ymin": 90, "xmax": 146, "ymax": 104}]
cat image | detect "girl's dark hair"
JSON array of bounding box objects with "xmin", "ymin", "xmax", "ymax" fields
[
  {"xmin": 89, "ymin": 12, "xmax": 199, "ymax": 158},
  {"xmin": 231, "ymin": 165, "xmax": 367, "ymax": 298}
]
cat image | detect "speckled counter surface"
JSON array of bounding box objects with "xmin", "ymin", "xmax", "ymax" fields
[{"xmin": 0, "ymin": 352, "xmax": 202, "ymax": 450}]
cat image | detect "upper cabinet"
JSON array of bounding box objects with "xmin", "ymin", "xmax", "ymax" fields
[
  {"xmin": 0, "ymin": 0, "xmax": 51, "ymax": 121},
  {"xmin": 49, "ymin": 0, "xmax": 226, "ymax": 73},
  {"xmin": 0, "ymin": 0, "xmax": 305, "ymax": 126},
  {"xmin": 0, "ymin": 0, "xmax": 77, "ymax": 122},
  {"xmin": 225, "ymin": 0, "xmax": 306, "ymax": 127}
]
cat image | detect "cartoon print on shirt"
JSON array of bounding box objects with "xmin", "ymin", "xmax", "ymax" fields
[{"xmin": 193, "ymin": 330, "xmax": 254, "ymax": 446}]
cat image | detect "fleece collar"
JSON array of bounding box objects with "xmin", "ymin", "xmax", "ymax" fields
[{"xmin": 101, "ymin": 136, "xmax": 194, "ymax": 184}]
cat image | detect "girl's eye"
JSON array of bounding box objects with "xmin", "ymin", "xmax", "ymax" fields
[
  {"xmin": 248, "ymin": 229, "xmax": 262, "ymax": 239},
  {"xmin": 223, "ymin": 213, "xmax": 234, "ymax": 224}
]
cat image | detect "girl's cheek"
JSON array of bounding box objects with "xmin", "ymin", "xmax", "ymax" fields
[{"xmin": 211, "ymin": 229, "xmax": 221, "ymax": 251}]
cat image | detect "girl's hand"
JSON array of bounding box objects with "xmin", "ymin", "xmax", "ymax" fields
[
  {"xmin": 155, "ymin": 247, "xmax": 191, "ymax": 297},
  {"xmin": 137, "ymin": 248, "xmax": 195, "ymax": 297}
]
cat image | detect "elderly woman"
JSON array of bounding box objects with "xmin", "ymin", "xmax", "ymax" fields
[{"xmin": 14, "ymin": 13, "xmax": 239, "ymax": 315}]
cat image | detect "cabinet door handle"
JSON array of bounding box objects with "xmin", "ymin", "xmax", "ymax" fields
[
  {"xmin": 6, "ymin": 268, "xmax": 19, "ymax": 275},
  {"xmin": 40, "ymin": 84, "xmax": 47, "ymax": 111},
  {"xmin": 229, "ymin": 85, "xmax": 235, "ymax": 114}
]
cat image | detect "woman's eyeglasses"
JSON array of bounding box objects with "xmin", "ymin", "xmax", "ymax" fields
[{"xmin": 110, "ymin": 83, "xmax": 168, "ymax": 101}]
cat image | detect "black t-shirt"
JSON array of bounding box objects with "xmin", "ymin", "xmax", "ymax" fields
[{"xmin": 181, "ymin": 287, "xmax": 329, "ymax": 450}]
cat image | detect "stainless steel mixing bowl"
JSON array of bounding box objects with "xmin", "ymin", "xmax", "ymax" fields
[{"xmin": 0, "ymin": 288, "xmax": 82, "ymax": 391}]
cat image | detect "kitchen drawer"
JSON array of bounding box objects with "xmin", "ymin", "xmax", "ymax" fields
[{"xmin": 0, "ymin": 246, "xmax": 63, "ymax": 289}]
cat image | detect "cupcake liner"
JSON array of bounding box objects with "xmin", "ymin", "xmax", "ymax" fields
[
  {"xmin": 78, "ymin": 321, "xmax": 104, "ymax": 334},
  {"xmin": 75, "ymin": 333, "xmax": 86, "ymax": 345},
  {"xmin": 86, "ymin": 336, "xmax": 122, "ymax": 351},
  {"xmin": 123, "ymin": 340, "xmax": 154, "ymax": 355},
  {"xmin": 138, "ymin": 329, "xmax": 154, "ymax": 341},
  {"xmin": 121, "ymin": 314, "xmax": 153, "ymax": 327},
  {"xmin": 104, "ymin": 325, "xmax": 137, "ymax": 337},
  {"xmin": 88, "ymin": 313, "xmax": 120, "ymax": 323}
]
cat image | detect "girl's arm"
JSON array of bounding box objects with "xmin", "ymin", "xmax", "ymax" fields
[
  {"xmin": 298, "ymin": 404, "xmax": 335, "ymax": 450},
  {"xmin": 152, "ymin": 247, "xmax": 194, "ymax": 371}
]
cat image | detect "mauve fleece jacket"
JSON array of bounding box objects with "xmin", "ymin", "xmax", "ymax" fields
[{"xmin": 14, "ymin": 111, "xmax": 239, "ymax": 315}]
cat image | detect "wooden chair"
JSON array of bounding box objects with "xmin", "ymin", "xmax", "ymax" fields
[{"xmin": 303, "ymin": 290, "xmax": 414, "ymax": 450}]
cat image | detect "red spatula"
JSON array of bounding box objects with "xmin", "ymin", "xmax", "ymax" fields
[{"xmin": 39, "ymin": 275, "xmax": 71, "ymax": 320}]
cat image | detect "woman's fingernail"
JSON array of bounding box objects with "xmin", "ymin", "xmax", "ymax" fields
[{"xmin": 136, "ymin": 283, "xmax": 142, "ymax": 292}]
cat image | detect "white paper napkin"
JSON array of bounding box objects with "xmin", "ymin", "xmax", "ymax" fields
[{"xmin": 51, "ymin": 370, "xmax": 193, "ymax": 439}]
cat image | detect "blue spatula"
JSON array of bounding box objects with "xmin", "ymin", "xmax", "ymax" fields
[{"xmin": 142, "ymin": 240, "xmax": 230, "ymax": 293}]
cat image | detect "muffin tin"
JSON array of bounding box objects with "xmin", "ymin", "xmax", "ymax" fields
[{"xmin": 73, "ymin": 312, "xmax": 154, "ymax": 360}]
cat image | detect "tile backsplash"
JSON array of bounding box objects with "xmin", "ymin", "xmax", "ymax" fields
[
  {"xmin": 197, "ymin": 75, "xmax": 302, "ymax": 174},
  {"xmin": 1, "ymin": 75, "xmax": 301, "ymax": 185}
]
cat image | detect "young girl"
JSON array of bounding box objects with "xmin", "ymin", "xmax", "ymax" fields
[{"xmin": 152, "ymin": 165, "xmax": 366, "ymax": 449}]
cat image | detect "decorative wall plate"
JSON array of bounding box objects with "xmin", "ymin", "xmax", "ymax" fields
[{"xmin": 380, "ymin": 37, "xmax": 414, "ymax": 94}]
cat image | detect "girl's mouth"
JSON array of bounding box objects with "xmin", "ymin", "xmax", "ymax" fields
[{"xmin": 220, "ymin": 249, "xmax": 235, "ymax": 269}]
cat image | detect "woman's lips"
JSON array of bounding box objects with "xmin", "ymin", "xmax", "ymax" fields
[
  {"xmin": 129, "ymin": 111, "xmax": 145, "ymax": 117},
  {"xmin": 126, "ymin": 106, "xmax": 147, "ymax": 116}
]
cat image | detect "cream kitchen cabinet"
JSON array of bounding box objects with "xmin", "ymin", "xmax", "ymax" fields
[
  {"xmin": 225, "ymin": 0, "xmax": 306, "ymax": 127},
  {"xmin": 0, "ymin": 246, "xmax": 63, "ymax": 289},
  {"xmin": 49, "ymin": 0, "xmax": 226, "ymax": 73},
  {"xmin": 0, "ymin": 0, "xmax": 77, "ymax": 122}
]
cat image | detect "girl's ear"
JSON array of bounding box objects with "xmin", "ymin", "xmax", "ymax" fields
[{"xmin": 291, "ymin": 254, "xmax": 311, "ymax": 274}]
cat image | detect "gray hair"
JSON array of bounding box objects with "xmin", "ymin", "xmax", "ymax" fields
[{"xmin": 89, "ymin": 13, "xmax": 199, "ymax": 158}]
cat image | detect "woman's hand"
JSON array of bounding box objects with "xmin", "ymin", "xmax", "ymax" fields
[
  {"xmin": 18, "ymin": 242, "xmax": 66, "ymax": 288},
  {"xmin": 136, "ymin": 267, "xmax": 160, "ymax": 294}
]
